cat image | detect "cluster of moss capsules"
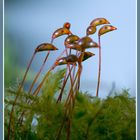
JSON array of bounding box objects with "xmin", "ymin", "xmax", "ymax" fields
[{"xmin": 7, "ymin": 18, "xmax": 117, "ymax": 140}]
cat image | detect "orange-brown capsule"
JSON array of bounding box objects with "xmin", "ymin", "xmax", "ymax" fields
[
  {"xmin": 57, "ymin": 59, "xmax": 68, "ymax": 65},
  {"xmin": 57, "ymin": 60, "xmax": 76, "ymax": 66},
  {"xmin": 83, "ymin": 51, "xmax": 95, "ymax": 61},
  {"xmin": 98, "ymin": 25, "xmax": 117, "ymax": 36},
  {"xmin": 35, "ymin": 43, "xmax": 58, "ymax": 52},
  {"xmin": 57, "ymin": 52, "xmax": 95, "ymax": 65},
  {"xmin": 63, "ymin": 22, "xmax": 71, "ymax": 29},
  {"xmin": 52, "ymin": 28, "xmax": 72, "ymax": 40},
  {"xmin": 78, "ymin": 36, "xmax": 99, "ymax": 50},
  {"xmin": 64, "ymin": 34, "xmax": 80, "ymax": 48},
  {"xmin": 59, "ymin": 54, "xmax": 78, "ymax": 64},
  {"xmin": 90, "ymin": 18, "xmax": 110, "ymax": 27},
  {"xmin": 66, "ymin": 43, "xmax": 82, "ymax": 51},
  {"xmin": 86, "ymin": 25, "xmax": 96, "ymax": 36}
]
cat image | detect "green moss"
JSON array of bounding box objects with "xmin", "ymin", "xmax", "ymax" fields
[{"xmin": 5, "ymin": 70, "xmax": 136, "ymax": 140}]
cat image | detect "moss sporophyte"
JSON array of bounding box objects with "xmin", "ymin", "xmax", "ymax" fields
[{"xmin": 7, "ymin": 18, "xmax": 117, "ymax": 140}]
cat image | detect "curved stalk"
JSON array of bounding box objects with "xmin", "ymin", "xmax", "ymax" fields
[
  {"xmin": 96, "ymin": 36, "xmax": 101, "ymax": 97},
  {"xmin": 57, "ymin": 65, "xmax": 74, "ymax": 103},
  {"xmin": 20, "ymin": 52, "xmax": 36, "ymax": 89},
  {"xmin": 67, "ymin": 119, "xmax": 71, "ymax": 140},
  {"xmin": 66, "ymin": 46, "xmax": 74, "ymax": 88},
  {"xmin": 7, "ymin": 51, "xmax": 36, "ymax": 140},
  {"xmin": 32, "ymin": 48, "xmax": 68, "ymax": 96},
  {"xmin": 28, "ymin": 51, "xmax": 50, "ymax": 95},
  {"xmin": 51, "ymin": 38, "xmax": 54, "ymax": 44},
  {"xmin": 77, "ymin": 51, "xmax": 85, "ymax": 90},
  {"xmin": 18, "ymin": 52, "xmax": 50, "ymax": 125},
  {"xmin": 32, "ymin": 64, "xmax": 57, "ymax": 96},
  {"xmin": 64, "ymin": 69, "xmax": 79, "ymax": 106}
]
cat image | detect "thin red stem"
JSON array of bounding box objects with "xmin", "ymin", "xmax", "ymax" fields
[
  {"xmin": 65, "ymin": 67, "xmax": 79, "ymax": 106},
  {"xmin": 96, "ymin": 36, "xmax": 101, "ymax": 97},
  {"xmin": 18, "ymin": 52, "xmax": 50, "ymax": 125},
  {"xmin": 28, "ymin": 51, "xmax": 50, "ymax": 95},
  {"xmin": 56, "ymin": 65, "xmax": 74, "ymax": 103},
  {"xmin": 32, "ymin": 63, "xmax": 57, "ymax": 96},
  {"xmin": 51, "ymin": 38, "xmax": 54, "ymax": 44},
  {"xmin": 67, "ymin": 119, "xmax": 71, "ymax": 140},
  {"xmin": 32, "ymin": 48, "xmax": 68, "ymax": 97},
  {"xmin": 65, "ymin": 46, "xmax": 74, "ymax": 87},
  {"xmin": 20, "ymin": 52, "xmax": 36, "ymax": 89},
  {"xmin": 7, "ymin": 51, "xmax": 36, "ymax": 140}
]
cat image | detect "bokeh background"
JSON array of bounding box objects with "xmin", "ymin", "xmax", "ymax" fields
[{"xmin": 5, "ymin": 0, "xmax": 136, "ymax": 98}]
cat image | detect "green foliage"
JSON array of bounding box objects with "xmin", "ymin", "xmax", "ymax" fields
[{"xmin": 5, "ymin": 70, "xmax": 136, "ymax": 140}]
